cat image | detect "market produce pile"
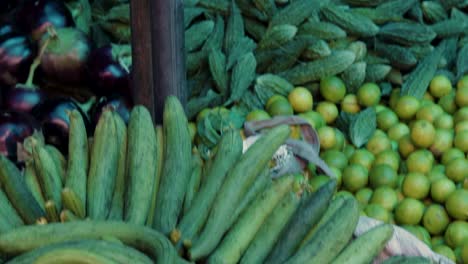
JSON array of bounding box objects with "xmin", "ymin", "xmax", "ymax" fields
[
  {"xmin": 0, "ymin": 95, "xmax": 417, "ymax": 263},
  {"xmin": 0, "ymin": 0, "xmax": 468, "ymax": 263}
]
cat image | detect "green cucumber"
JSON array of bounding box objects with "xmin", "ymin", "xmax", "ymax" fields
[
  {"xmin": 44, "ymin": 200, "xmax": 59, "ymax": 223},
  {"xmin": 6, "ymin": 239, "xmax": 152, "ymax": 264},
  {"xmin": 299, "ymin": 194, "xmax": 351, "ymax": 247},
  {"xmin": 240, "ymin": 191, "xmax": 300, "ymax": 264},
  {"xmin": 44, "ymin": 145, "xmax": 66, "ymax": 183},
  {"xmin": 124, "ymin": 106, "xmax": 158, "ymax": 225},
  {"xmin": 265, "ymin": 179, "xmax": 337, "ymax": 264},
  {"xmin": 331, "ymin": 224, "xmax": 394, "ymax": 264},
  {"xmin": 0, "ymin": 221, "xmax": 186, "ymax": 263},
  {"xmin": 24, "ymin": 248, "xmax": 117, "ymax": 264},
  {"xmin": 0, "ymin": 189, "xmax": 24, "ymax": 231},
  {"xmin": 182, "ymin": 149, "xmax": 203, "ymax": 214},
  {"xmin": 61, "ymin": 188, "xmax": 85, "ymax": 219},
  {"xmin": 0, "ymin": 155, "xmax": 45, "ymax": 224},
  {"xmin": 153, "ymin": 97, "xmax": 192, "ymax": 234},
  {"xmin": 87, "ymin": 110, "xmax": 119, "ymax": 220},
  {"xmin": 59, "ymin": 210, "xmax": 80, "ymax": 223},
  {"xmin": 23, "ymin": 160, "xmax": 45, "ymax": 210},
  {"xmin": 107, "ymin": 112, "xmax": 128, "ymax": 221},
  {"xmin": 207, "ymin": 175, "xmax": 295, "ymax": 264},
  {"xmin": 65, "ymin": 110, "xmax": 88, "ymax": 216},
  {"xmin": 188, "ymin": 125, "xmax": 290, "ymax": 260},
  {"xmin": 284, "ymin": 196, "xmax": 360, "ymax": 264},
  {"xmin": 175, "ymin": 130, "xmax": 243, "ymax": 246},
  {"xmin": 145, "ymin": 125, "xmax": 164, "ymax": 227},
  {"xmin": 228, "ymin": 167, "xmax": 272, "ymax": 229},
  {"xmin": 33, "ymin": 145, "xmax": 63, "ymax": 212}
]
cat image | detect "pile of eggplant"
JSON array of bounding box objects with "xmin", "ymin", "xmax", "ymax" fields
[{"xmin": 0, "ymin": 0, "xmax": 132, "ymax": 165}]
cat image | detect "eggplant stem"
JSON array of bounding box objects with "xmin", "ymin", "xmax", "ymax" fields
[
  {"xmin": 24, "ymin": 31, "xmax": 53, "ymax": 88},
  {"xmin": 79, "ymin": 96, "xmax": 97, "ymax": 114}
]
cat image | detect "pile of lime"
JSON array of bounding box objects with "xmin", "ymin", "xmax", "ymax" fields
[{"xmin": 243, "ymin": 74, "xmax": 468, "ymax": 263}]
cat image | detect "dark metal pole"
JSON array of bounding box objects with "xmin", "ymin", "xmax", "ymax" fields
[
  {"xmin": 149, "ymin": 0, "xmax": 187, "ymax": 124},
  {"xmin": 129, "ymin": 0, "xmax": 155, "ymax": 116}
]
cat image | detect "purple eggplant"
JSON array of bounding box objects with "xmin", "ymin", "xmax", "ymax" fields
[
  {"xmin": 32, "ymin": 96, "xmax": 94, "ymax": 153},
  {"xmin": 39, "ymin": 27, "xmax": 91, "ymax": 84},
  {"xmin": 0, "ymin": 23, "xmax": 36, "ymax": 86},
  {"xmin": 91, "ymin": 95, "xmax": 132, "ymax": 125},
  {"xmin": 15, "ymin": 0, "xmax": 74, "ymax": 41},
  {"xmin": 87, "ymin": 44, "xmax": 131, "ymax": 97},
  {"xmin": 2, "ymin": 86, "xmax": 46, "ymax": 113},
  {"xmin": 1, "ymin": 22, "xmax": 49, "ymax": 114},
  {"xmin": 0, "ymin": 110, "xmax": 40, "ymax": 162}
]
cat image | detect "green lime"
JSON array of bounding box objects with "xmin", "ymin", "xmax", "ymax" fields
[
  {"xmin": 288, "ymin": 87, "xmax": 313, "ymax": 113},
  {"xmin": 357, "ymin": 82, "xmax": 381, "ymax": 107},
  {"xmin": 342, "ymin": 164, "xmax": 369, "ymax": 193},
  {"xmin": 369, "ymin": 164, "xmax": 398, "ymax": 189},
  {"xmin": 444, "ymin": 221, "xmax": 468, "ymax": 248},
  {"xmin": 369, "ymin": 186, "xmax": 398, "ymax": 211},
  {"xmin": 320, "ymin": 149, "xmax": 348, "ymax": 170},
  {"xmin": 394, "ymin": 198, "xmax": 425, "ymax": 225},
  {"xmin": 423, "ymin": 204, "xmax": 450, "ymax": 235},
  {"xmin": 355, "ymin": 187, "xmax": 373, "ymax": 207},
  {"xmin": 364, "ymin": 204, "xmax": 390, "ymax": 223},
  {"xmin": 246, "ymin": 109, "xmax": 271, "ymax": 121},
  {"xmin": 320, "ymin": 76, "xmax": 346, "ymax": 103},
  {"xmin": 433, "ymin": 245, "xmax": 456, "ymax": 262}
]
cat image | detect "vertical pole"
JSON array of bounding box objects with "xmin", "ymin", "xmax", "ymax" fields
[
  {"xmin": 129, "ymin": 0, "xmax": 155, "ymax": 116},
  {"xmin": 150, "ymin": 0, "xmax": 187, "ymax": 124}
]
